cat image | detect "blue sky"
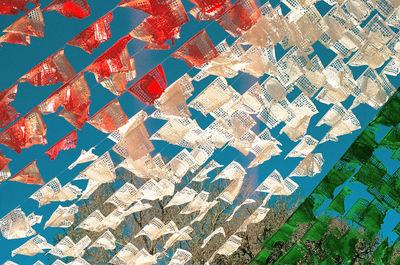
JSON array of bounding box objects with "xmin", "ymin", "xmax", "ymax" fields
[{"xmin": 0, "ymin": 0, "xmax": 399, "ymax": 264}]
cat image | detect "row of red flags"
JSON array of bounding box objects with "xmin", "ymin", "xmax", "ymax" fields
[{"xmin": 0, "ymin": 0, "xmax": 266, "ymax": 184}]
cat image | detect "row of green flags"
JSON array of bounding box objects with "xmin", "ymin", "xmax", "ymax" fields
[{"xmin": 251, "ymin": 88, "xmax": 400, "ymax": 264}]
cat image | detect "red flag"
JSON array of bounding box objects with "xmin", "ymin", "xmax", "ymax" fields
[
  {"xmin": 118, "ymin": 0, "xmax": 169, "ymax": 15},
  {"xmin": 0, "ymin": 149, "xmax": 11, "ymax": 171},
  {"xmin": 0, "ymin": 84, "xmax": 19, "ymax": 129},
  {"xmin": 45, "ymin": 130, "xmax": 77, "ymax": 160},
  {"xmin": 218, "ymin": 0, "xmax": 260, "ymax": 37},
  {"xmin": 85, "ymin": 35, "xmax": 133, "ymax": 80},
  {"xmin": 38, "ymin": 74, "xmax": 91, "ymax": 130},
  {"xmin": 87, "ymin": 99, "xmax": 128, "ymax": 133},
  {"xmin": 10, "ymin": 160, "xmax": 44, "ymax": 185},
  {"xmin": 43, "ymin": 0, "xmax": 90, "ymax": 19},
  {"xmin": 18, "ymin": 50, "xmax": 75, "ymax": 87},
  {"xmin": 187, "ymin": 0, "xmax": 230, "ymax": 21},
  {"xmin": 0, "ymin": 110, "xmax": 47, "ymax": 154},
  {"xmin": 0, "ymin": 0, "xmax": 39, "ymax": 15},
  {"xmin": 0, "ymin": 32, "xmax": 30, "ymax": 46},
  {"xmin": 171, "ymin": 29, "xmax": 219, "ymax": 67},
  {"xmin": 128, "ymin": 64, "xmax": 167, "ymax": 105},
  {"xmin": 129, "ymin": 0, "xmax": 188, "ymax": 49},
  {"xmin": 67, "ymin": 12, "xmax": 113, "ymax": 53},
  {"xmin": 3, "ymin": 7, "xmax": 44, "ymax": 38}
]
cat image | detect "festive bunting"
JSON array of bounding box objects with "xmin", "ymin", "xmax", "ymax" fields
[
  {"xmin": 10, "ymin": 160, "xmax": 44, "ymax": 185},
  {"xmin": 0, "ymin": 0, "xmax": 38, "ymax": 15},
  {"xmin": 0, "ymin": 32, "xmax": 31, "ymax": 46},
  {"xmin": 187, "ymin": 0, "xmax": 231, "ymax": 21},
  {"xmin": 43, "ymin": 0, "xmax": 91, "ymax": 19},
  {"xmin": 0, "ymin": 208, "xmax": 41, "ymax": 239},
  {"xmin": 67, "ymin": 13, "xmax": 113, "ymax": 53},
  {"xmin": 3, "ymin": 7, "xmax": 44, "ymax": 38},
  {"xmin": 0, "ymin": 84, "xmax": 18, "ymax": 129},
  {"xmin": 46, "ymin": 130, "xmax": 77, "ymax": 160},
  {"xmin": 11, "ymin": 235, "xmax": 52, "ymax": 257},
  {"xmin": 87, "ymin": 99, "xmax": 128, "ymax": 133}
]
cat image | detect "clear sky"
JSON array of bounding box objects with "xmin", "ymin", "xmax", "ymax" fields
[{"xmin": 0, "ymin": 0, "xmax": 399, "ymax": 264}]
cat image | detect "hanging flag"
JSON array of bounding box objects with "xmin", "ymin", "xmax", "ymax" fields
[
  {"xmin": 39, "ymin": 74, "xmax": 91, "ymax": 129},
  {"xmin": 45, "ymin": 130, "xmax": 78, "ymax": 160},
  {"xmin": 0, "ymin": 0, "xmax": 38, "ymax": 15},
  {"xmin": 171, "ymin": 30, "xmax": 219, "ymax": 67},
  {"xmin": 85, "ymin": 35, "xmax": 133, "ymax": 80},
  {"xmin": 168, "ymin": 249, "xmax": 192, "ymax": 264},
  {"xmin": 0, "ymin": 32, "xmax": 31, "ymax": 46},
  {"xmin": 3, "ymin": 7, "xmax": 44, "ymax": 38},
  {"xmin": 0, "ymin": 209, "xmax": 42, "ymax": 240},
  {"xmin": 129, "ymin": 0, "xmax": 188, "ymax": 49},
  {"xmin": 18, "ymin": 50, "xmax": 75, "ymax": 86},
  {"xmin": 218, "ymin": 0, "xmax": 260, "ymax": 37},
  {"xmin": 43, "ymin": 205, "xmax": 78, "ymax": 229},
  {"xmin": 10, "ymin": 160, "xmax": 44, "ymax": 185},
  {"xmin": 0, "ymin": 110, "xmax": 47, "ymax": 154},
  {"xmin": 67, "ymin": 13, "xmax": 113, "ymax": 53},
  {"xmin": 87, "ymin": 99, "xmax": 128, "ymax": 133},
  {"xmin": 187, "ymin": 0, "xmax": 231, "ymax": 21},
  {"xmin": 0, "ymin": 150, "xmax": 11, "ymax": 172},
  {"xmin": 48, "ymin": 236, "xmax": 91, "ymax": 258},
  {"xmin": 128, "ymin": 64, "xmax": 167, "ymax": 105},
  {"xmin": 11, "ymin": 235, "xmax": 53, "ymax": 257},
  {"xmin": 89, "ymin": 230, "xmax": 116, "ymax": 250},
  {"xmin": 0, "ymin": 84, "xmax": 19, "ymax": 129},
  {"xmin": 68, "ymin": 148, "xmax": 98, "ymax": 169},
  {"xmin": 43, "ymin": 0, "xmax": 90, "ymax": 19}
]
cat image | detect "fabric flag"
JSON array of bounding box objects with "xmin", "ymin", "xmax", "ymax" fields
[
  {"xmin": 166, "ymin": 187, "xmax": 197, "ymax": 208},
  {"xmin": 46, "ymin": 130, "xmax": 77, "ymax": 160},
  {"xmin": 68, "ymin": 148, "xmax": 98, "ymax": 169},
  {"xmin": 201, "ymin": 227, "xmax": 225, "ymax": 248},
  {"xmin": 135, "ymin": 218, "xmax": 178, "ymax": 241},
  {"xmin": 76, "ymin": 152, "xmax": 116, "ymax": 184},
  {"xmin": 78, "ymin": 179, "xmax": 102, "ymax": 201},
  {"xmin": 89, "ymin": 230, "xmax": 116, "ymax": 250},
  {"xmin": 321, "ymin": 111, "xmax": 361, "ymax": 143},
  {"xmin": 87, "ymin": 99, "xmax": 128, "ymax": 133},
  {"xmin": 128, "ymin": 64, "xmax": 167, "ymax": 105},
  {"xmin": 290, "ymin": 153, "xmax": 324, "ymax": 177},
  {"xmin": 102, "ymin": 208, "xmax": 126, "ymax": 230},
  {"xmin": 0, "ymin": 32, "xmax": 31, "ymax": 46},
  {"xmin": 43, "ymin": 0, "xmax": 90, "ymax": 19},
  {"xmin": 85, "ymin": 35, "xmax": 133, "ymax": 80},
  {"xmin": 187, "ymin": 0, "xmax": 230, "ymax": 21},
  {"xmin": 44, "ymin": 204, "xmax": 79, "ymax": 229},
  {"xmin": 151, "ymin": 74, "xmax": 193, "ymax": 119},
  {"xmin": 0, "ymin": 165, "xmax": 11, "ymax": 183},
  {"xmin": 217, "ymin": 176, "xmax": 244, "ymax": 204},
  {"xmin": 48, "ymin": 235, "xmax": 91, "ymax": 258},
  {"xmin": 190, "ymin": 199, "xmax": 217, "ymax": 223},
  {"xmin": 217, "ymin": 0, "xmax": 260, "ymax": 37},
  {"xmin": 11, "ymin": 235, "xmax": 52, "ymax": 257},
  {"xmin": 171, "ymin": 30, "xmax": 219, "ymax": 67},
  {"xmin": 109, "ymin": 243, "xmax": 139, "ymax": 264},
  {"xmin": 163, "ymin": 226, "xmax": 193, "ymax": 250},
  {"xmin": 105, "ymin": 182, "xmax": 138, "ymax": 209},
  {"xmin": 208, "ymin": 235, "xmax": 242, "ymax": 263},
  {"xmin": 168, "ymin": 249, "xmax": 192, "ymax": 265},
  {"xmin": 77, "ymin": 210, "xmax": 105, "ymax": 232},
  {"xmin": 0, "ymin": 110, "xmax": 47, "ymax": 153},
  {"xmin": 129, "ymin": 0, "xmax": 188, "ymax": 49},
  {"xmin": 3, "ymin": 261, "xmax": 18, "ymax": 265},
  {"xmin": 39, "ymin": 74, "xmax": 91, "ymax": 129},
  {"xmin": 248, "ymin": 136, "xmax": 282, "ymax": 168},
  {"xmin": 0, "ymin": 149, "xmax": 11, "ymax": 171},
  {"xmin": 226, "ymin": 198, "xmax": 256, "ymax": 221},
  {"xmin": 0, "ymin": 208, "xmax": 42, "ymax": 239},
  {"xmin": 30, "ymin": 178, "xmax": 81, "ymax": 207},
  {"xmin": 67, "ymin": 13, "xmax": 113, "ymax": 53},
  {"xmin": 256, "ymin": 170, "xmax": 298, "ymax": 196},
  {"xmin": 212, "ymin": 161, "xmax": 246, "ymax": 182},
  {"xmin": 0, "ymin": 84, "xmax": 19, "ymax": 128},
  {"xmin": 286, "ymin": 135, "xmax": 319, "ymax": 159},
  {"xmin": 3, "ymin": 6, "xmax": 44, "ymax": 38},
  {"xmin": 237, "ymin": 206, "xmax": 270, "ymax": 232},
  {"xmin": 123, "ymin": 201, "xmax": 152, "ymax": 215},
  {"xmin": 10, "ymin": 160, "xmax": 44, "ymax": 185},
  {"xmin": 0, "ymin": 0, "xmax": 38, "ymax": 15},
  {"xmin": 192, "ymin": 160, "xmax": 222, "ymax": 182},
  {"xmin": 18, "ymin": 50, "xmax": 75, "ymax": 86},
  {"xmin": 180, "ymin": 191, "xmax": 209, "ymax": 215}
]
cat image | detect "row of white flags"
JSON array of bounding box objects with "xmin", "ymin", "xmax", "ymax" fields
[{"xmin": 3, "ymin": 0, "xmax": 400, "ymax": 263}]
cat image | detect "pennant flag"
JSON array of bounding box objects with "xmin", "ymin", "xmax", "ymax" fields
[
  {"xmin": 45, "ymin": 130, "xmax": 78, "ymax": 160},
  {"xmin": 43, "ymin": 0, "xmax": 90, "ymax": 19},
  {"xmin": 11, "ymin": 235, "xmax": 52, "ymax": 257},
  {"xmin": 0, "ymin": 32, "xmax": 30, "ymax": 46},
  {"xmin": 171, "ymin": 30, "xmax": 219, "ymax": 67},
  {"xmin": 0, "ymin": 209, "xmax": 41, "ymax": 239},
  {"xmin": 10, "ymin": 160, "xmax": 44, "ymax": 185},
  {"xmin": 18, "ymin": 50, "xmax": 75, "ymax": 87},
  {"xmin": 68, "ymin": 148, "xmax": 98, "ymax": 169},
  {"xmin": 129, "ymin": 0, "xmax": 188, "ymax": 49},
  {"xmin": 87, "ymin": 99, "xmax": 128, "ymax": 133},
  {"xmin": 218, "ymin": 0, "xmax": 260, "ymax": 37},
  {"xmin": 44, "ymin": 204, "xmax": 78, "ymax": 229},
  {"xmin": 0, "ymin": 0, "xmax": 38, "ymax": 15},
  {"xmin": 0, "ymin": 150, "xmax": 10, "ymax": 174},
  {"xmin": 67, "ymin": 13, "xmax": 113, "ymax": 53},
  {"xmin": 85, "ymin": 35, "xmax": 133, "ymax": 80},
  {"xmin": 187, "ymin": 0, "xmax": 231, "ymax": 21},
  {"xmin": 168, "ymin": 249, "xmax": 192, "ymax": 264},
  {"xmin": 0, "ymin": 84, "xmax": 19, "ymax": 128},
  {"xmin": 39, "ymin": 74, "xmax": 90, "ymax": 129},
  {"xmin": 0, "ymin": 110, "xmax": 47, "ymax": 154},
  {"xmin": 3, "ymin": 7, "xmax": 44, "ymax": 38},
  {"xmin": 128, "ymin": 64, "xmax": 167, "ymax": 105}
]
